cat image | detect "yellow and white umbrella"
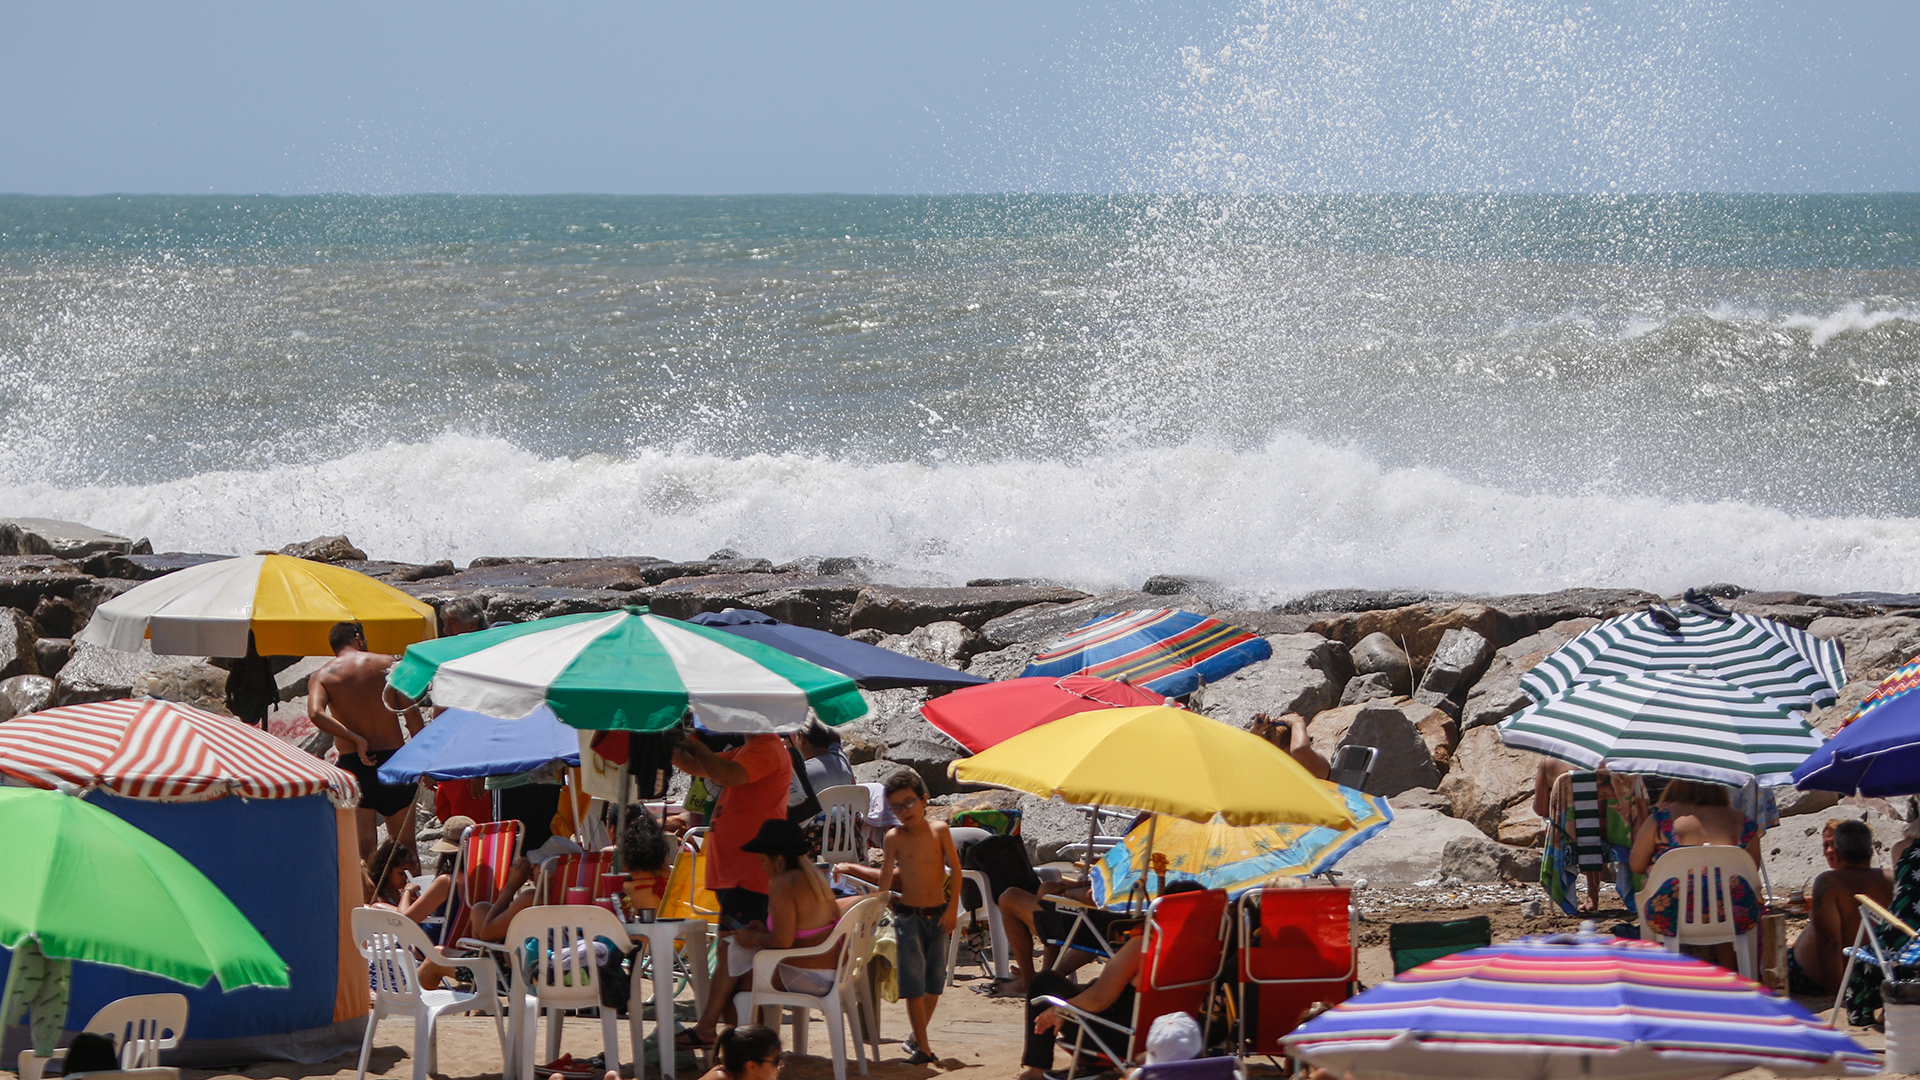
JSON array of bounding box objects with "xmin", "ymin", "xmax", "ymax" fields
[{"xmin": 77, "ymin": 554, "xmax": 436, "ymax": 657}]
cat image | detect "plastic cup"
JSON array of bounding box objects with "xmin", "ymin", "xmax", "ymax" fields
[
  {"xmin": 639, "ymin": 908, "xmax": 657, "ymax": 924},
  {"xmin": 566, "ymin": 886, "xmax": 591, "ymax": 905}
]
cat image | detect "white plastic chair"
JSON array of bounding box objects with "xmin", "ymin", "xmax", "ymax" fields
[
  {"xmin": 16, "ymin": 994, "xmax": 187, "ymax": 1080},
  {"xmin": 1639, "ymin": 845, "xmax": 1760, "ymax": 978},
  {"xmin": 817, "ymin": 785, "xmax": 870, "ymax": 865},
  {"xmin": 946, "ymin": 868, "xmax": 1011, "ymax": 985},
  {"xmin": 733, "ymin": 895, "xmax": 889, "ymax": 1080},
  {"xmin": 351, "ymin": 906, "xmax": 506, "ymax": 1080},
  {"xmin": 505, "ymin": 905, "xmax": 632, "ymax": 1080}
]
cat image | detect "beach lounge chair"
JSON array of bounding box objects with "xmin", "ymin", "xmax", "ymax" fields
[
  {"xmin": 733, "ymin": 894, "xmax": 889, "ymax": 1080},
  {"xmin": 351, "ymin": 906, "xmax": 506, "ymax": 1080},
  {"xmin": 1325, "ymin": 745, "xmax": 1377, "ymax": 792},
  {"xmin": 505, "ymin": 905, "xmax": 633, "ymax": 1080},
  {"xmin": 1234, "ymin": 886, "xmax": 1355, "ymax": 1059},
  {"xmin": 15, "ymin": 994, "xmax": 187, "ymax": 1080},
  {"xmin": 1387, "ymin": 915, "xmax": 1490, "ymax": 975},
  {"xmin": 537, "ymin": 850, "xmax": 617, "ymax": 905},
  {"xmin": 1034, "ymin": 886, "xmax": 1230, "ymax": 1078},
  {"xmin": 1639, "ymin": 845, "xmax": 1759, "ymax": 979},
  {"xmin": 1834, "ymin": 894, "xmax": 1918, "ymax": 1029},
  {"xmin": 443, "ymin": 819, "xmax": 524, "ymax": 948}
]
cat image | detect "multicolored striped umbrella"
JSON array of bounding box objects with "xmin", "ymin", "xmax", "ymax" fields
[
  {"xmin": 76, "ymin": 553, "xmax": 437, "ymax": 657},
  {"xmin": 1497, "ymin": 672, "xmax": 1826, "ymax": 788},
  {"xmin": 1842, "ymin": 652, "xmax": 1920, "ymax": 727},
  {"xmin": 1020, "ymin": 608, "xmax": 1273, "ymax": 696},
  {"xmin": 1520, "ymin": 608, "xmax": 1845, "ymax": 714},
  {"xmin": 386, "ymin": 606, "xmax": 868, "ymax": 734},
  {"xmin": 0, "ymin": 697, "xmax": 359, "ymax": 806},
  {"xmin": 1283, "ymin": 934, "xmax": 1875, "ymax": 1079},
  {"xmin": 1089, "ymin": 781, "xmax": 1392, "ymax": 903}
]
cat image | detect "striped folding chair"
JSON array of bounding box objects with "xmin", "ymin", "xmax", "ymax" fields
[
  {"xmin": 537, "ymin": 850, "xmax": 616, "ymax": 906},
  {"xmin": 441, "ymin": 820, "xmax": 524, "ymax": 947}
]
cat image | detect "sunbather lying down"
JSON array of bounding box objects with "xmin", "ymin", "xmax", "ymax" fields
[{"xmin": 419, "ymin": 855, "xmax": 542, "ymax": 988}]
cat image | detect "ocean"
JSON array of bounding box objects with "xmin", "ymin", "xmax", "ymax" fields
[{"xmin": 1, "ymin": 192, "xmax": 1917, "ymax": 603}]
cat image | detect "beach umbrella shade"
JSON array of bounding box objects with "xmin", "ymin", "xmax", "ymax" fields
[
  {"xmin": 948, "ymin": 705, "xmax": 1352, "ymax": 828},
  {"xmin": 1089, "ymin": 781, "xmax": 1393, "ymax": 903},
  {"xmin": 688, "ymin": 608, "xmax": 988, "ymax": 690},
  {"xmin": 1791, "ymin": 663, "xmax": 1920, "ymax": 795},
  {"xmin": 920, "ymin": 674, "xmax": 1175, "ymax": 755},
  {"xmin": 1020, "ymin": 608, "xmax": 1274, "ymax": 697},
  {"xmin": 0, "ymin": 787, "xmax": 290, "ymax": 992},
  {"xmin": 377, "ymin": 705, "xmax": 581, "ymax": 783},
  {"xmin": 1520, "ymin": 608, "xmax": 1846, "ymax": 713},
  {"xmin": 1837, "ymin": 652, "xmax": 1920, "ymax": 730},
  {"xmin": 0, "ymin": 697, "xmax": 359, "ymax": 806},
  {"xmin": 1497, "ymin": 672, "xmax": 1827, "ymax": 789},
  {"xmin": 1282, "ymin": 933, "xmax": 1875, "ymax": 1079},
  {"xmin": 76, "ymin": 553, "xmax": 437, "ymax": 657},
  {"xmin": 386, "ymin": 606, "xmax": 868, "ymax": 734}
]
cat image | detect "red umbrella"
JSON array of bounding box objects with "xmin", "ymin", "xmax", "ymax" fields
[{"xmin": 920, "ymin": 674, "xmax": 1176, "ymax": 754}]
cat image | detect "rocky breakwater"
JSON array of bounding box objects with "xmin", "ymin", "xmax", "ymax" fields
[{"xmin": 6, "ymin": 517, "xmax": 1920, "ymax": 891}]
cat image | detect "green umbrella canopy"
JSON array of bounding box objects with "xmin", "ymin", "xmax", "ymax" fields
[
  {"xmin": 387, "ymin": 606, "xmax": 868, "ymax": 733},
  {"xmin": 0, "ymin": 787, "xmax": 288, "ymax": 990}
]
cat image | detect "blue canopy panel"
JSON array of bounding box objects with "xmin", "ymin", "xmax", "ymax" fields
[{"xmin": 378, "ymin": 704, "xmax": 581, "ymax": 783}]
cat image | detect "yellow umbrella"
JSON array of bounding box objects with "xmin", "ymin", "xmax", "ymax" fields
[
  {"xmin": 947, "ymin": 705, "xmax": 1352, "ymax": 829},
  {"xmin": 76, "ymin": 553, "xmax": 438, "ymax": 657}
]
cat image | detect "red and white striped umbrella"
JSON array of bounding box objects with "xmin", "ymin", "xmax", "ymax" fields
[{"xmin": 0, "ymin": 698, "xmax": 359, "ymax": 806}]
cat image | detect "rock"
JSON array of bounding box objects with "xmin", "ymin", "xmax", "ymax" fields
[
  {"xmin": 1197, "ymin": 633, "xmax": 1346, "ymax": 726},
  {"xmin": 1808, "ymin": 616, "xmax": 1920, "ymax": 684},
  {"xmin": 1206, "ymin": 609, "xmax": 1323, "ymax": 636},
  {"xmin": 1723, "ymin": 600, "xmax": 1827, "ymax": 629},
  {"xmin": 979, "ymin": 591, "xmax": 1212, "ymax": 649},
  {"xmin": 275, "ymin": 656, "xmax": 330, "ymax": 702},
  {"xmin": 1459, "ymin": 618, "xmax": 1601, "ymax": 729},
  {"xmin": 1339, "ymin": 671, "xmax": 1396, "ymax": 706},
  {"xmin": 409, "ymin": 557, "xmax": 667, "ymax": 594},
  {"xmin": 69, "ymin": 578, "xmax": 141, "ymax": 633},
  {"xmin": 0, "ymin": 608, "xmax": 38, "ymax": 680},
  {"xmin": 0, "ymin": 674, "xmax": 54, "ymax": 717},
  {"xmin": 33, "ymin": 638, "xmax": 71, "ymax": 678},
  {"xmin": 775, "ymin": 555, "xmax": 875, "ymax": 579},
  {"xmin": 965, "ymin": 641, "xmax": 1046, "ymax": 681},
  {"xmin": 0, "ymin": 556, "xmax": 90, "ymax": 611},
  {"xmin": 1807, "ymin": 679, "xmax": 1878, "ymax": 735},
  {"xmin": 1307, "ymin": 702, "xmax": 1442, "ymax": 796},
  {"xmin": 1331, "ymin": 807, "xmax": 1495, "ymax": 883},
  {"xmin": 1416, "ymin": 628, "xmax": 1493, "ymax": 701},
  {"xmin": 1776, "ymin": 785, "xmax": 1842, "ymax": 818},
  {"xmin": 1310, "ymin": 603, "xmax": 1526, "ymax": 673},
  {"xmin": 1011, "ymin": 795, "xmax": 1114, "ymax": 865},
  {"xmin": 31, "ymin": 596, "xmax": 77, "ymax": 638},
  {"xmin": 1388, "ymin": 787, "xmax": 1451, "ymax": 812},
  {"xmin": 275, "ymin": 535, "xmax": 368, "ymax": 563},
  {"xmin": 0, "ymin": 518, "xmax": 134, "ymax": 560},
  {"xmin": 853, "ymin": 758, "xmax": 910, "ymax": 786},
  {"xmin": 1476, "ymin": 589, "xmax": 1661, "ymax": 628},
  {"xmin": 849, "ymin": 585, "xmax": 1092, "ymax": 636},
  {"xmin": 1141, "ymin": 575, "xmax": 1244, "ymax": 606},
  {"xmin": 54, "ymin": 640, "xmax": 227, "ymax": 711},
  {"xmin": 645, "ymin": 574, "xmax": 869, "ymax": 631},
  {"xmin": 1276, "ymin": 589, "xmax": 1462, "ymax": 615},
  {"xmin": 1349, "ymin": 633, "xmax": 1413, "ymax": 695},
  {"xmin": 1764, "ymin": 810, "xmax": 1909, "ymax": 894},
  {"xmin": 82, "ymin": 551, "xmax": 231, "ymax": 581},
  {"xmin": 1499, "ymin": 803, "xmax": 1547, "ymax": 847},
  {"xmin": 1439, "ymin": 835, "xmax": 1542, "ymax": 883},
  {"xmin": 1438, "ymin": 726, "xmax": 1543, "ymax": 837},
  {"xmin": 877, "ymin": 621, "xmax": 984, "ymax": 671},
  {"xmin": 398, "ymin": 585, "xmax": 634, "ymax": 625},
  {"xmin": 637, "ymin": 558, "xmax": 776, "ymax": 586}
]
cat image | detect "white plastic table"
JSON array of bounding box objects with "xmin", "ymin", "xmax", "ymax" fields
[{"xmin": 625, "ymin": 917, "xmax": 710, "ymax": 1080}]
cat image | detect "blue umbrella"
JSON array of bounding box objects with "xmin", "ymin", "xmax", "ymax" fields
[
  {"xmin": 377, "ymin": 706, "xmax": 580, "ymax": 783},
  {"xmin": 688, "ymin": 608, "xmax": 987, "ymax": 690},
  {"xmin": 1792, "ymin": 698, "xmax": 1920, "ymax": 796}
]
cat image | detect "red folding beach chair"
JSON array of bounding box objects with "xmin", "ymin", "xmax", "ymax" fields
[
  {"xmin": 1036, "ymin": 887, "xmax": 1230, "ymax": 1077},
  {"xmin": 537, "ymin": 849, "xmax": 616, "ymax": 905},
  {"xmin": 441, "ymin": 819, "xmax": 523, "ymax": 947},
  {"xmin": 1234, "ymin": 886, "xmax": 1355, "ymax": 1060}
]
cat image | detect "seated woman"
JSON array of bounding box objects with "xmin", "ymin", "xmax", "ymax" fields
[
  {"xmin": 418, "ymin": 854, "xmax": 542, "ymax": 988},
  {"xmin": 683, "ymin": 819, "xmax": 843, "ymax": 1050},
  {"xmin": 695, "ymin": 1024, "xmax": 783, "ymax": 1080},
  {"xmin": 366, "ymin": 840, "xmax": 452, "ymax": 926},
  {"xmin": 1629, "ymin": 778, "xmax": 1762, "ymax": 966},
  {"xmin": 622, "ymin": 803, "xmax": 676, "ymax": 914}
]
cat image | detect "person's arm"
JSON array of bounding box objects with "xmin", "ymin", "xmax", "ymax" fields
[
  {"xmin": 1284, "ymin": 715, "xmax": 1330, "ymax": 780},
  {"xmin": 1533, "ymin": 760, "xmax": 1563, "ymax": 819},
  {"xmin": 938, "ymin": 822, "xmax": 963, "ymax": 933},
  {"xmin": 306, "ymin": 669, "xmax": 373, "ymax": 765},
  {"xmin": 1629, "ymin": 813, "xmax": 1657, "ymax": 875},
  {"xmin": 672, "ymin": 737, "xmax": 751, "ymax": 787},
  {"xmin": 876, "ymin": 830, "xmax": 899, "ymax": 896},
  {"xmin": 1034, "ymin": 937, "xmax": 1142, "ymax": 1033}
]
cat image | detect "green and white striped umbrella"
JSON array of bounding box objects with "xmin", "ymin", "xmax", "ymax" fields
[
  {"xmin": 1520, "ymin": 608, "xmax": 1845, "ymax": 713},
  {"xmin": 386, "ymin": 606, "xmax": 868, "ymax": 734},
  {"xmin": 1498, "ymin": 671, "xmax": 1826, "ymax": 788}
]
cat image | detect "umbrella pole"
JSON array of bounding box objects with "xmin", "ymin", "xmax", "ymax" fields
[
  {"xmin": 613, "ymin": 759, "xmax": 631, "ymax": 873},
  {"xmin": 1144, "ymin": 814, "xmax": 1159, "ymax": 899}
]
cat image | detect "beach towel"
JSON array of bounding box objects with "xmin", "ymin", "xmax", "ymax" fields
[
  {"xmin": 1540, "ymin": 771, "xmax": 1641, "ymax": 916},
  {"xmin": 1, "ymin": 940, "xmax": 70, "ymax": 1056},
  {"xmin": 871, "ymin": 916, "xmax": 900, "ymax": 1003},
  {"xmin": 951, "ymin": 808, "xmax": 1022, "ymax": 836}
]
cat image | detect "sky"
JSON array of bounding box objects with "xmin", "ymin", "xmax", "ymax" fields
[{"xmin": 1, "ymin": 0, "xmax": 1914, "ymax": 195}]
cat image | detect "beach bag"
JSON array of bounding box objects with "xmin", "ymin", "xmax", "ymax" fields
[{"xmin": 590, "ymin": 731, "xmax": 676, "ymax": 799}]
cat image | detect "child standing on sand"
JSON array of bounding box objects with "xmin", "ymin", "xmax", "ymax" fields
[{"xmin": 876, "ymin": 770, "xmax": 963, "ymax": 1065}]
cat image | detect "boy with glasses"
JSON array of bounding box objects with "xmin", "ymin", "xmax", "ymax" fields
[{"xmin": 876, "ymin": 770, "xmax": 963, "ymax": 1065}]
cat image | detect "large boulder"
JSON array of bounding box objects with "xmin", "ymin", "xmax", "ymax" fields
[
  {"xmin": 1331, "ymin": 807, "xmax": 1493, "ymax": 883},
  {"xmin": 54, "ymin": 641, "xmax": 228, "ymax": 712},
  {"xmin": 275, "ymin": 535, "xmax": 368, "ymax": 563},
  {"xmin": 1764, "ymin": 810, "xmax": 1909, "ymax": 894},
  {"xmin": 0, "ymin": 518, "xmax": 135, "ymax": 560},
  {"xmin": 0, "ymin": 674, "xmax": 55, "ymax": 717},
  {"xmin": 1338, "ymin": 672, "xmax": 1396, "ymax": 706},
  {"xmin": 965, "ymin": 641, "xmax": 1046, "ymax": 682},
  {"xmin": 1013, "ymin": 795, "xmax": 1115, "ymax": 866},
  {"xmin": 1309, "ymin": 603, "xmax": 1526, "ymax": 672},
  {"xmin": 1476, "ymin": 589, "xmax": 1660, "ymax": 629},
  {"xmin": 849, "ymin": 585, "xmax": 1092, "ymax": 636},
  {"xmin": 0, "ymin": 556, "xmax": 90, "ymax": 611},
  {"xmin": 70, "ymin": 578, "xmax": 142, "ymax": 634},
  {"xmin": 1439, "ymin": 835, "xmax": 1543, "ymax": 883},
  {"xmin": 1459, "ymin": 618, "xmax": 1601, "ymax": 730},
  {"xmin": 82, "ymin": 551, "xmax": 231, "ymax": 582},
  {"xmin": 1276, "ymin": 589, "xmax": 1461, "ymax": 615},
  {"xmin": 1307, "ymin": 701, "xmax": 1444, "ymax": 796},
  {"xmin": 877, "ymin": 621, "xmax": 984, "ymax": 671},
  {"xmin": 1349, "ymin": 633, "xmax": 1413, "ymax": 695},
  {"xmin": 1197, "ymin": 633, "xmax": 1347, "ymax": 726},
  {"xmin": 1438, "ymin": 725, "xmax": 1543, "ymax": 837},
  {"xmin": 979, "ymin": 592, "xmax": 1212, "ymax": 649},
  {"xmin": 644, "ymin": 573, "xmax": 869, "ymax": 631},
  {"xmin": 34, "ymin": 638, "xmax": 72, "ymax": 678},
  {"xmin": 1414, "ymin": 628, "xmax": 1493, "ymax": 707},
  {"xmin": 406, "ymin": 557, "xmax": 666, "ymax": 594},
  {"xmin": 1808, "ymin": 616, "xmax": 1920, "ymax": 684},
  {"xmin": 0, "ymin": 608, "xmax": 38, "ymax": 680}
]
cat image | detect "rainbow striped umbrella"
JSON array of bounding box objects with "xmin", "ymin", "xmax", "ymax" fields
[
  {"xmin": 1792, "ymin": 654, "xmax": 1920, "ymax": 795},
  {"xmin": 1284, "ymin": 934, "xmax": 1875, "ymax": 1079},
  {"xmin": 1020, "ymin": 609, "xmax": 1272, "ymax": 696},
  {"xmin": 1842, "ymin": 653, "xmax": 1920, "ymax": 727}
]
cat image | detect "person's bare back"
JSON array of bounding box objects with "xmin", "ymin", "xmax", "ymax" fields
[{"xmin": 309, "ymin": 644, "xmax": 406, "ymax": 762}]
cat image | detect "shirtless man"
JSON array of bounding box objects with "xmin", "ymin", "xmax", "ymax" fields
[
  {"xmin": 1791, "ymin": 818, "xmax": 1893, "ymax": 996},
  {"xmin": 309, "ymin": 621, "xmax": 424, "ymax": 856}
]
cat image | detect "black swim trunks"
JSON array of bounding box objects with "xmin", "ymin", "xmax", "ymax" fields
[{"xmin": 339, "ymin": 748, "xmax": 418, "ymax": 817}]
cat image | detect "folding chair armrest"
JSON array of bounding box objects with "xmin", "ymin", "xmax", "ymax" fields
[
  {"xmin": 1042, "ymin": 895, "xmax": 1096, "ymax": 911},
  {"xmin": 1859, "ymin": 894, "xmax": 1918, "ymax": 939},
  {"xmin": 1033, "ymin": 995, "xmax": 1132, "ymax": 1036},
  {"xmin": 457, "ymin": 937, "xmax": 512, "ymax": 955}
]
